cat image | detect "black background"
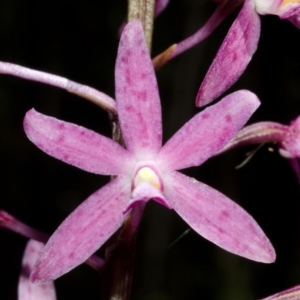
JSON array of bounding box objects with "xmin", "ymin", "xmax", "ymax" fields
[{"xmin": 1, "ymin": 0, "xmax": 300, "ymax": 299}]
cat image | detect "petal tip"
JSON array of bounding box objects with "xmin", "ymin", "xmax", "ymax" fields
[
  {"xmin": 246, "ymin": 234, "xmax": 276, "ymax": 264},
  {"xmin": 30, "ymin": 269, "xmax": 44, "ymax": 284},
  {"xmin": 23, "ymin": 108, "xmax": 40, "ymax": 136},
  {"xmin": 260, "ymin": 245, "xmax": 276, "ymax": 264},
  {"xmin": 30, "ymin": 259, "xmax": 55, "ymax": 284}
]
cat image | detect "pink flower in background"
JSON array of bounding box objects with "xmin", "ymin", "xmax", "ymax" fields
[
  {"xmin": 196, "ymin": 0, "xmax": 300, "ymax": 107},
  {"xmin": 265, "ymin": 116, "xmax": 300, "ymax": 182},
  {"xmin": 256, "ymin": 0, "xmax": 300, "ymax": 23},
  {"xmin": 24, "ymin": 20, "xmax": 275, "ymax": 283},
  {"xmin": 219, "ymin": 116, "xmax": 300, "ymax": 182},
  {"xmin": 18, "ymin": 240, "xmax": 56, "ymax": 300},
  {"xmin": 279, "ymin": 116, "xmax": 300, "ymax": 158}
]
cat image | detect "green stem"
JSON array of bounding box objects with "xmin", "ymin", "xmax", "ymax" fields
[{"xmin": 128, "ymin": 0, "xmax": 155, "ymax": 50}]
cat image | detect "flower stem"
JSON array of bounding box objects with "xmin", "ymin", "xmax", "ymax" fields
[
  {"xmin": 127, "ymin": 0, "xmax": 155, "ymax": 50},
  {"xmin": 101, "ymin": 204, "xmax": 145, "ymax": 300},
  {"xmin": 101, "ymin": 2, "xmax": 155, "ymax": 299}
]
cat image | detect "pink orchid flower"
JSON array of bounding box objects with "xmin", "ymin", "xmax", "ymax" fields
[
  {"xmin": 219, "ymin": 116, "xmax": 300, "ymax": 182},
  {"xmin": 18, "ymin": 240, "xmax": 56, "ymax": 300},
  {"xmin": 197, "ymin": 0, "xmax": 300, "ymax": 107},
  {"xmin": 24, "ymin": 20, "xmax": 275, "ymax": 283}
]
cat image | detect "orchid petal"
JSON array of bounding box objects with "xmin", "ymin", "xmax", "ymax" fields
[
  {"xmin": 164, "ymin": 171, "xmax": 275, "ymax": 263},
  {"xmin": 288, "ymin": 14, "xmax": 300, "ymax": 28},
  {"xmin": 157, "ymin": 90, "xmax": 260, "ymax": 171},
  {"xmin": 31, "ymin": 176, "xmax": 131, "ymax": 282},
  {"xmin": 24, "ymin": 109, "xmax": 135, "ymax": 175},
  {"xmin": 196, "ymin": 0, "xmax": 261, "ymax": 106},
  {"xmin": 256, "ymin": 0, "xmax": 300, "ymax": 20},
  {"xmin": 261, "ymin": 284, "xmax": 300, "ymax": 300},
  {"xmin": 18, "ymin": 240, "xmax": 56, "ymax": 300},
  {"xmin": 281, "ymin": 116, "xmax": 300, "ymax": 157},
  {"xmin": 155, "ymin": 0, "xmax": 169, "ymax": 16},
  {"xmin": 115, "ymin": 20, "xmax": 162, "ymax": 159}
]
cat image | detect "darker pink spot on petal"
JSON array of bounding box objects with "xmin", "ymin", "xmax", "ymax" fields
[
  {"xmin": 57, "ymin": 135, "xmax": 64, "ymax": 143},
  {"xmin": 217, "ymin": 227, "xmax": 225, "ymax": 234},
  {"xmin": 225, "ymin": 115, "xmax": 232, "ymax": 122},
  {"xmin": 137, "ymin": 90, "xmax": 147, "ymax": 101},
  {"xmin": 125, "ymin": 105, "xmax": 133, "ymax": 112},
  {"xmin": 220, "ymin": 210, "xmax": 230, "ymax": 219},
  {"xmin": 140, "ymin": 73, "xmax": 147, "ymax": 80},
  {"xmin": 126, "ymin": 50, "xmax": 132, "ymax": 58},
  {"xmin": 125, "ymin": 70, "xmax": 131, "ymax": 84},
  {"xmin": 121, "ymin": 56, "xmax": 128, "ymax": 64}
]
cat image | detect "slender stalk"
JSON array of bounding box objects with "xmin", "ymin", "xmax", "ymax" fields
[
  {"xmin": 101, "ymin": 204, "xmax": 145, "ymax": 300},
  {"xmin": 128, "ymin": 0, "xmax": 155, "ymax": 50},
  {"xmin": 101, "ymin": 1, "xmax": 155, "ymax": 299},
  {"xmin": 0, "ymin": 62, "xmax": 116, "ymax": 113},
  {"xmin": 153, "ymin": 0, "xmax": 242, "ymax": 69}
]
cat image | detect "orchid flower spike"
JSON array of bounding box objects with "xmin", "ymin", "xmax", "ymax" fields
[
  {"xmin": 18, "ymin": 240, "xmax": 56, "ymax": 300},
  {"xmin": 218, "ymin": 116, "xmax": 300, "ymax": 182},
  {"xmin": 24, "ymin": 20, "xmax": 275, "ymax": 283},
  {"xmin": 260, "ymin": 284, "xmax": 300, "ymax": 299},
  {"xmin": 196, "ymin": 0, "xmax": 300, "ymax": 107}
]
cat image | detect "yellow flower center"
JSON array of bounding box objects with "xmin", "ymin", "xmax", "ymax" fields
[
  {"xmin": 280, "ymin": 0, "xmax": 300, "ymax": 7},
  {"xmin": 133, "ymin": 167, "xmax": 161, "ymax": 190}
]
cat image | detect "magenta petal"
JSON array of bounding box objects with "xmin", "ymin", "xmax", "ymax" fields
[
  {"xmin": 157, "ymin": 90, "xmax": 260, "ymax": 171},
  {"xmin": 115, "ymin": 20, "xmax": 162, "ymax": 159},
  {"xmin": 196, "ymin": 0, "xmax": 261, "ymax": 106},
  {"xmin": 19, "ymin": 240, "xmax": 56, "ymax": 300},
  {"xmin": 24, "ymin": 109, "xmax": 135, "ymax": 175},
  {"xmin": 281, "ymin": 116, "xmax": 300, "ymax": 158},
  {"xmin": 288, "ymin": 14, "xmax": 300, "ymax": 29},
  {"xmin": 31, "ymin": 176, "xmax": 131, "ymax": 282},
  {"xmin": 164, "ymin": 171, "xmax": 275, "ymax": 263},
  {"xmin": 155, "ymin": 0, "xmax": 169, "ymax": 16},
  {"xmin": 261, "ymin": 284, "xmax": 300, "ymax": 300}
]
